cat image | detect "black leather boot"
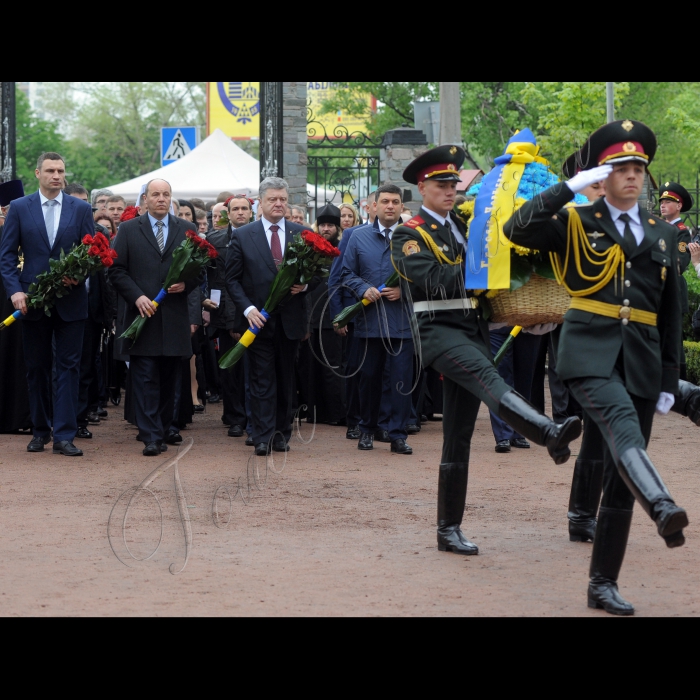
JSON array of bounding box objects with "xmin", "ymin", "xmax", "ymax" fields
[
  {"xmin": 587, "ymin": 506, "xmax": 635, "ymax": 616},
  {"xmin": 671, "ymin": 379, "xmax": 700, "ymax": 426},
  {"xmin": 568, "ymin": 459, "xmax": 604, "ymax": 542},
  {"xmin": 617, "ymin": 447, "xmax": 688, "ymax": 547},
  {"xmin": 437, "ymin": 463, "xmax": 478, "ymax": 555},
  {"xmin": 498, "ymin": 391, "xmax": 582, "ymax": 465}
]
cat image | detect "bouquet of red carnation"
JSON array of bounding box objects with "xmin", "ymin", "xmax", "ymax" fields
[
  {"xmin": 1, "ymin": 233, "xmax": 117, "ymax": 330},
  {"xmin": 219, "ymin": 229, "xmax": 340, "ymax": 369},
  {"xmin": 120, "ymin": 230, "xmax": 218, "ymax": 345},
  {"xmin": 120, "ymin": 206, "xmax": 140, "ymax": 223}
]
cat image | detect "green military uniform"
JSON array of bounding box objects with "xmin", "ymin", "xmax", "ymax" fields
[
  {"xmin": 391, "ymin": 145, "xmax": 581, "ymax": 557},
  {"xmin": 505, "ymin": 119, "xmax": 688, "ymax": 616}
]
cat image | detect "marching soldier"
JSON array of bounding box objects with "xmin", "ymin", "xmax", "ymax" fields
[
  {"xmin": 391, "ymin": 145, "xmax": 582, "ymax": 557},
  {"xmin": 505, "ymin": 120, "xmax": 688, "ymax": 616}
]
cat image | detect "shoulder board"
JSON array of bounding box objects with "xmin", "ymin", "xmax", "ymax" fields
[
  {"xmin": 404, "ymin": 216, "xmax": 425, "ymax": 230},
  {"xmin": 566, "ymin": 201, "xmax": 594, "ymax": 208},
  {"xmin": 677, "ymin": 223, "xmax": 688, "ymax": 231}
]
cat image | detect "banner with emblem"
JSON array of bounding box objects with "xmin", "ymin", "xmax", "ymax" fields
[
  {"xmin": 307, "ymin": 82, "xmax": 376, "ymax": 140},
  {"xmin": 207, "ymin": 82, "xmax": 260, "ymax": 139}
]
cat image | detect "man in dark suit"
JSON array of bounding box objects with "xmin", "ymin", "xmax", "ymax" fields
[
  {"xmin": 0, "ymin": 152, "xmax": 94, "ymax": 456},
  {"xmin": 108, "ymin": 179, "xmax": 200, "ymax": 456},
  {"xmin": 505, "ymin": 120, "xmax": 687, "ymax": 616},
  {"xmin": 225, "ymin": 177, "xmax": 315, "ymax": 456}
]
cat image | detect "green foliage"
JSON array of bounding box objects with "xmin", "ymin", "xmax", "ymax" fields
[
  {"xmin": 521, "ymin": 82, "xmax": 629, "ymax": 166},
  {"xmin": 15, "ymin": 90, "xmax": 65, "ymax": 194},
  {"xmin": 684, "ymin": 341, "xmax": 700, "ymax": 385},
  {"xmin": 684, "ymin": 267, "xmax": 700, "ymax": 341}
]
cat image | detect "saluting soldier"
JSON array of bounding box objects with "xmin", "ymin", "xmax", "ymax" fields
[
  {"xmin": 505, "ymin": 120, "xmax": 688, "ymax": 616},
  {"xmin": 391, "ymin": 145, "xmax": 582, "ymax": 558}
]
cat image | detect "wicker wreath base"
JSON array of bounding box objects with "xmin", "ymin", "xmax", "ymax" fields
[{"xmin": 490, "ymin": 274, "xmax": 570, "ymax": 327}]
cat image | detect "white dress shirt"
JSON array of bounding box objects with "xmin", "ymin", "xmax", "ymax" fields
[
  {"xmin": 39, "ymin": 190, "xmax": 63, "ymax": 243},
  {"xmin": 148, "ymin": 212, "xmax": 169, "ymax": 248},
  {"xmin": 604, "ymin": 200, "xmax": 644, "ymax": 245},
  {"xmin": 422, "ymin": 207, "xmax": 467, "ymax": 247},
  {"xmin": 378, "ymin": 220, "xmax": 399, "ymax": 241}
]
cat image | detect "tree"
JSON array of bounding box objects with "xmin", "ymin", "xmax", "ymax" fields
[{"xmin": 14, "ymin": 89, "xmax": 65, "ymax": 194}]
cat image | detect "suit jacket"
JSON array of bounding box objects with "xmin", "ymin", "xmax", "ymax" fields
[
  {"xmin": 206, "ymin": 227, "xmax": 237, "ymax": 332},
  {"xmin": 504, "ymin": 187, "xmax": 682, "ymax": 400},
  {"xmin": 225, "ymin": 219, "xmax": 316, "ymax": 341},
  {"xmin": 108, "ymin": 214, "xmax": 200, "ymax": 357},
  {"xmin": 392, "ymin": 207, "xmax": 488, "ymax": 367},
  {"xmin": 87, "ymin": 270, "xmax": 116, "ymax": 326},
  {"xmin": 0, "ymin": 191, "xmax": 94, "ymax": 322}
]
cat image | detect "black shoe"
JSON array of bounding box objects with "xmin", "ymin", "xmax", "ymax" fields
[
  {"xmin": 664, "ymin": 530, "xmax": 686, "ymax": 548},
  {"xmin": 420, "ymin": 414, "xmax": 428, "ymax": 424},
  {"xmin": 53, "ymin": 441, "xmax": 83, "ymax": 457},
  {"xmin": 406, "ymin": 424, "xmax": 421, "ymax": 435},
  {"xmin": 165, "ymin": 430, "xmax": 182, "ymax": 445},
  {"xmin": 391, "ymin": 439, "xmax": 413, "ymax": 455},
  {"xmin": 76, "ymin": 427, "xmax": 93, "ymax": 439},
  {"xmin": 438, "ymin": 526, "xmax": 479, "ymax": 555},
  {"xmin": 510, "ymin": 437, "xmax": 530, "ymax": 448},
  {"xmin": 109, "ymin": 388, "xmax": 121, "ymax": 406},
  {"xmin": 143, "ymin": 442, "xmax": 160, "ymax": 457},
  {"xmin": 346, "ymin": 425, "xmax": 361, "ymax": 440},
  {"xmin": 495, "ymin": 440, "xmax": 511, "ymax": 453},
  {"xmin": 193, "ymin": 404, "xmax": 205, "ymax": 413},
  {"xmin": 208, "ymin": 394, "xmax": 221, "ymax": 404},
  {"xmin": 588, "ymin": 581, "xmax": 635, "ymax": 616},
  {"xmin": 228, "ymin": 425, "xmax": 244, "ymax": 438},
  {"xmin": 97, "ymin": 407, "xmax": 108, "ymax": 418},
  {"xmin": 245, "ymin": 435, "xmax": 254, "ymax": 447},
  {"xmin": 358, "ymin": 433, "xmax": 374, "ymax": 450},
  {"xmin": 255, "ymin": 442, "xmax": 271, "ymax": 456},
  {"xmin": 374, "ymin": 429, "xmax": 391, "ymax": 443},
  {"xmin": 87, "ymin": 412, "xmax": 101, "ymax": 425},
  {"xmin": 272, "ymin": 440, "xmax": 290, "ymax": 452},
  {"xmin": 159, "ymin": 442, "xmax": 168, "ymax": 453},
  {"xmin": 27, "ymin": 435, "xmax": 51, "ymax": 453}
]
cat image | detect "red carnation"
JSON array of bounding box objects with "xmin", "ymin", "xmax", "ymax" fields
[{"xmin": 120, "ymin": 206, "xmax": 140, "ymax": 223}]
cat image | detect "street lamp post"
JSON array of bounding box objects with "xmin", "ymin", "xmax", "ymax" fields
[
  {"xmin": 606, "ymin": 82, "xmax": 615, "ymax": 124},
  {"xmin": 1, "ymin": 81, "xmax": 17, "ymax": 183}
]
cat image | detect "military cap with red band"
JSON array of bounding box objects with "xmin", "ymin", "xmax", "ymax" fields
[
  {"xmin": 562, "ymin": 119, "xmax": 657, "ymax": 179},
  {"xmin": 404, "ymin": 144, "xmax": 466, "ymax": 185},
  {"xmin": 659, "ymin": 181, "xmax": 693, "ymax": 212}
]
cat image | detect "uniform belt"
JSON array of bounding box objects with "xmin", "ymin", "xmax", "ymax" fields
[
  {"xmin": 569, "ymin": 298, "xmax": 657, "ymax": 326},
  {"xmin": 413, "ymin": 298, "xmax": 479, "ymax": 313}
]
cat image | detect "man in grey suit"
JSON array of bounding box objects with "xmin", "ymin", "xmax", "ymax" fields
[
  {"xmin": 109, "ymin": 179, "xmax": 201, "ymax": 456},
  {"xmin": 225, "ymin": 177, "xmax": 315, "ymax": 456}
]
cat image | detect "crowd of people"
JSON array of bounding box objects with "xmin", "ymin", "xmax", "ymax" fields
[{"xmin": 1, "ymin": 119, "xmax": 700, "ymax": 616}]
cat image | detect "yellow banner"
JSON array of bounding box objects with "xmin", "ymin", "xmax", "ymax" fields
[
  {"xmin": 307, "ymin": 82, "xmax": 375, "ymax": 140},
  {"xmin": 207, "ymin": 82, "xmax": 260, "ymax": 140}
]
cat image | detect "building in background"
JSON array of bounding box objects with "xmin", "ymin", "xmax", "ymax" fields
[{"xmin": 17, "ymin": 82, "xmax": 48, "ymax": 119}]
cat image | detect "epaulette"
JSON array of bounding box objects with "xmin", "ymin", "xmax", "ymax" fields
[
  {"xmin": 403, "ymin": 216, "xmax": 425, "ymax": 230},
  {"xmin": 677, "ymin": 222, "xmax": 688, "ymax": 231},
  {"xmin": 567, "ymin": 200, "xmax": 595, "ymax": 208}
]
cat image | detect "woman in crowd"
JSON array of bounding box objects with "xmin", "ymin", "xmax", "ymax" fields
[
  {"xmin": 339, "ymin": 203, "xmax": 360, "ymax": 232},
  {"xmin": 178, "ymin": 199, "xmax": 197, "ymax": 224},
  {"xmin": 94, "ymin": 211, "xmax": 117, "ymax": 238}
]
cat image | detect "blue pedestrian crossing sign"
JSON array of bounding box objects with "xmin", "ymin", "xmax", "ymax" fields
[{"xmin": 161, "ymin": 127, "xmax": 198, "ymax": 166}]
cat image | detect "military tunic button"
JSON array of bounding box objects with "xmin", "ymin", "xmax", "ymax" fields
[
  {"xmin": 622, "ymin": 318, "xmax": 629, "ymax": 326},
  {"xmin": 626, "ymin": 261, "xmax": 632, "ymax": 269},
  {"xmin": 624, "ymin": 280, "xmax": 631, "ymax": 287},
  {"xmin": 592, "ymin": 243, "xmax": 597, "ymax": 248},
  {"xmin": 623, "ymin": 300, "xmax": 630, "ymax": 306}
]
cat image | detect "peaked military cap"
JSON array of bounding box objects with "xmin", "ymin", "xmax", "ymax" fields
[
  {"xmin": 316, "ymin": 203, "xmax": 341, "ymax": 226},
  {"xmin": 659, "ymin": 181, "xmax": 693, "ymax": 212},
  {"xmin": 403, "ymin": 144, "xmax": 465, "ymax": 185},
  {"xmin": 567, "ymin": 120, "xmax": 657, "ymax": 177},
  {"xmin": 0, "ymin": 179, "xmax": 25, "ymax": 207}
]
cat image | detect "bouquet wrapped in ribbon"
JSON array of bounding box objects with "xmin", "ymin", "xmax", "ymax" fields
[
  {"xmin": 120, "ymin": 230, "xmax": 218, "ymax": 345},
  {"xmin": 219, "ymin": 230, "xmax": 340, "ymax": 370},
  {"xmin": 332, "ymin": 270, "xmax": 400, "ymax": 329},
  {"xmin": 1, "ymin": 232, "xmax": 117, "ymax": 330}
]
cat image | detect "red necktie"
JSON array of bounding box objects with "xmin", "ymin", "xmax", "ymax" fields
[{"xmin": 270, "ymin": 224, "xmax": 283, "ymax": 268}]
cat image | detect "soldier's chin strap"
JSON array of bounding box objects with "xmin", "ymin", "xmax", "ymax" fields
[{"xmin": 551, "ymin": 207, "xmax": 626, "ymax": 297}]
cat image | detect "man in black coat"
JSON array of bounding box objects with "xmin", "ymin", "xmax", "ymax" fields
[
  {"xmin": 225, "ymin": 177, "xmax": 316, "ymax": 455},
  {"xmin": 108, "ymin": 179, "xmax": 200, "ymax": 456}
]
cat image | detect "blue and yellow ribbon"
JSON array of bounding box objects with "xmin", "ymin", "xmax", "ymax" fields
[{"xmin": 0, "ymin": 310, "xmax": 22, "ymax": 330}]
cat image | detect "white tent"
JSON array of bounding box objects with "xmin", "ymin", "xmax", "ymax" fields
[
  {"xmin": 102, "ymin": 128, "xmax": 331, "ymax": 206},
  {"xmin": 103, "ymin": 129, "xmax": 261, "ymax": 202}
]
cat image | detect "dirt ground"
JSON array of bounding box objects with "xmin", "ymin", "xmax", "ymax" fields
[{"xmin": 1, "ymin": 387, "xmax": 699, "ymax": 617}]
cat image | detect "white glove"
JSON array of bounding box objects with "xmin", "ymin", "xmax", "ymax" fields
[
  {"xmin": 522, "ymin": 323, "xmax": 558, "ymax": 335},
  {"xmin": 655, "ymin": 392, "xmax": 675, "ymax": 416},
  {"xmin": 566, "ymin": 165, "xmax": 613, "ymax": 194}
]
